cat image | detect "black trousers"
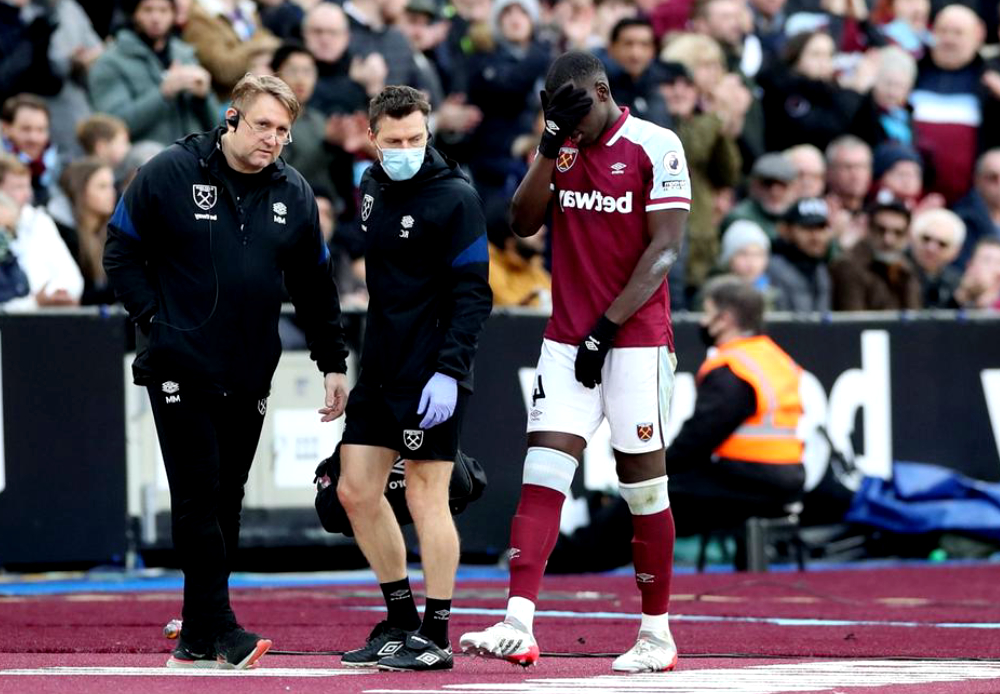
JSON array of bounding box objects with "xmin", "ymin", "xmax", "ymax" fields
[
  {"xmin": 147, "ymin": 382, "xmax": 267, "ymax": 644},
  {"xmin": 669, "ymin": 459, "xmax": 806, "ymax": 537}
]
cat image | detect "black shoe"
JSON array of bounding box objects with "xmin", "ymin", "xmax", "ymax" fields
[
  {"xmin": 214, "ymin": 627, "xmax": 272, "ymax": 670},
  {"xmin": 378, "ymin": 633, "xmax": 454, "ymax": 671},
  {"xmin": 342, "ymin": 620, "xmax": 412, "ymax": 668},
  {"xmin": 165, "ymin": 638, "xmax": 219, "ymax": 669}
]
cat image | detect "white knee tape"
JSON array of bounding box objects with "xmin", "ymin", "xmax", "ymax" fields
[
  {"xmin": 522, "ymin": 447, "xmax": 578, "ymax": 496},
  {"xmin": 619, "ymin": 476, "xmax": 670, "ymax": 515}
]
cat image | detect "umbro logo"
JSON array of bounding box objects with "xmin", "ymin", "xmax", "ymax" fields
[
  {"xmin": 433, "ymin": 609, "xmax": 451, "ymax": 620},
  {"xmin": 636, "ymin": 572, "xmax": 655, "ymax": 583},
  {"xmin": 376, "ymin": 641, "xmax": 403, "ymax": 656},
  {"xmin": 389, "ymin": 589, "xmax": 411, "ymax": 600},
  {"xmin": 611, "ymin": 162, "xmax": 627, "ymax": 175},
  {"xmin": 273, "ymin": 202, "xmax": 287, "ymax": 216},
  {"xmin": 584, "ymin": 338, "xmax": 600, "ymax": 351},
  {"xmin": 416, "ymin": 653, "xmax": 441, "ymax": 665}
]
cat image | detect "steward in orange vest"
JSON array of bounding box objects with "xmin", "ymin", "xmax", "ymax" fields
[
  {"xmin": 667, "ymin": 276, "xmax": 806, "ymax": 536},
  {"xmin": 696, "ymin": 334, "xmax": 804, "ymax": 465}
]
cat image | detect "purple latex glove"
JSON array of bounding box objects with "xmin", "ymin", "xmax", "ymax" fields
[{"xmin": 417, "ymin": 372, "xmax": 458, "ymax": 429}]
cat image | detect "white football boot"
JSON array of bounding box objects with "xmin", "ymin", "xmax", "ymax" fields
[
  {"xmin": 612, "ymin": 629, "xmax": 678, "ymax": 673},
  {"xmin": 459, "ymin": 621, "xmax": 540, "ymax": 667}
]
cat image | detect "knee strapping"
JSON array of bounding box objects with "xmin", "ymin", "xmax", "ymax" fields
[
  {"xmin": 522, "ymin": 447, "xmax": 578, "ymax": 496},
  {"xmin": 619, "ymin": 476, "xmax": 670, "ymax": 515}
]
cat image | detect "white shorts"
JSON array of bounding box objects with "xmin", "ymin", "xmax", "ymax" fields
[{"xmin": 526, "ymin": 339, "xmax": 677, "ymax": 454}]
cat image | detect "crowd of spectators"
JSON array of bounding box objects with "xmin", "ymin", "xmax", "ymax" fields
[{"xmin": 1, "ymin": 0, "xmax": 999, "ymax": 314}]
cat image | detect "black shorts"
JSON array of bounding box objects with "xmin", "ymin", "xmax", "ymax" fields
[{"xmin": 341, "ymin": 382, "xmax": 468, "ymax": 461}]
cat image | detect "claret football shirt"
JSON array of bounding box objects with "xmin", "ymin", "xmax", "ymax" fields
[{"xmin": 544, "ymin": 108, "xmax": 691, "ymax": 350}]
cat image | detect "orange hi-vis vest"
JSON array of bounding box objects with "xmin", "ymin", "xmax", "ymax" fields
[{"xmin": 696, "ymin": 335, "xmax": 804, "ymax": 465}]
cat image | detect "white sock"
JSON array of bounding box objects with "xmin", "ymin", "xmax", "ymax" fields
[
  {"xmin": 506, "ymin": 596, "xmax": 536, "ymax": 633},
  {"xmin": 640, "ymin": 612, "xmax": 670, "ymax": 637}
]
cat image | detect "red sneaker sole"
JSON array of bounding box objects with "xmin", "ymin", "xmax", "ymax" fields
[
  {"xmin": 227, "ymin": 639, "xmax": 272, "ymax": 670},
  {"xmin": 505, "ymin": 645, "xmax": 540, "ymax": 668}
]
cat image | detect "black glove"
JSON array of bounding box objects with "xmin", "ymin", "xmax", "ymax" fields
[
  {"xmin": 575, "ymin": 315, "xmax": 619, "ymax": 389},
  {"xmin": 538, "ymin": 83, "xmax": 593, "ymax": 159}
]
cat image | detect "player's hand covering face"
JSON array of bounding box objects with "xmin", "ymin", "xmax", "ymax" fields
[{"xmin": 538, "ymin": 82, "xmax": 593, "ymax": 158}]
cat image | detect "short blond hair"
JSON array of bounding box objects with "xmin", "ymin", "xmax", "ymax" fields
[
  {"xmin": 875, "ymin": 45, "xmax": 917, "ymax": 86},
  {"xmin": 231, "ymin": 73, "xmax": 301, "ymax": 124},
  {"xmin": 660, "ymin": 32, "xmax": 725, "ymax": 74},
  {"xmin": 911, "ymin": 208, "xmax": 966, "ymax": 249},
  {"xmin": 0, "ymin": 152, "xmax": 29, "ymax": 184}
]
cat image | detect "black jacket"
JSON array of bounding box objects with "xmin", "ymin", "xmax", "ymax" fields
[
  {"xmin": 357, "ymin": 146, "xmax": 491, "ymax": 396},
  {"xmin": 666, "ymin": 363, "xmax": 805, "ymax": 495},
  {"xmin": 666, "ymin": 365, "xmax": 757, "ymax": 473},
  {"xmin": 104, "ymin": 127, "xmax": 348, "ymax": 398},
  {"xmin": 758, "ymin": 65, "xmax": 861, "ymax": 153}
]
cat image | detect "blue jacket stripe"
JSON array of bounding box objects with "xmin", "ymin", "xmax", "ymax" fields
[
  {"xmin": 452, "ymin": 234, "xmax": 487, "ymax": 268},
  {"xmin": 110, "ymin": 197, "xmax": 140, "ymax": 240},
  {"xmin": 319, "ymin": 241, "xmax": 331, "ymax": 265}
]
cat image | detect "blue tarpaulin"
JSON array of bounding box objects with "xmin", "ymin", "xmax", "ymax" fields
[{"xmin": 845, "ymin": 461, "xmax": 1000, "ymax": 540}]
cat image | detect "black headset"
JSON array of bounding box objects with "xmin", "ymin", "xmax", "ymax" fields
[{"xmin": 226, "ymin": 112, "xmax": 240, "ymax": 129}]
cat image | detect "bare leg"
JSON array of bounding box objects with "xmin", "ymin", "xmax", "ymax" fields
[
  {"xmin": 338, "ymin": 445, "xmax": 406, "ymax": 583},
  {"xmin": 405, "ymin": 460, "xmax": 459, "ymax": 599}
]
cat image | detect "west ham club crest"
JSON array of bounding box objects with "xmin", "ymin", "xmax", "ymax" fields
[{"xmin": 556, "ymin": 146, "xmax": 578, "ymax": 173}]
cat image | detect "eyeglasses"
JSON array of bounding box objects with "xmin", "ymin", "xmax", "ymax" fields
[
  {"xmin": 918, "ymin": 234, "xmax": 951, "ymax": 250},
  {"xmin": 237, "ymin": 111, "xmax": 293, "ymax": 146}
]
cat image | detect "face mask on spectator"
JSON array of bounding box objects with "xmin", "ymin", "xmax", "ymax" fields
[{"xmin": 378, "ymin": 145, "xmax": 425, "ymax": 181}]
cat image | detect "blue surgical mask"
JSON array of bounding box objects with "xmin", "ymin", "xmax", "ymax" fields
[{"xmin": 378, "ymin": 145, "xmax": 426, "ymax": 181}]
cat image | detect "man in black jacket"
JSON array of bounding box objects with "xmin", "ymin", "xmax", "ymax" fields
[
  {"xmin": 104, "ymin": 74, "xmax": 349, "ymax": 670},
  {"xmin": 336, "ymin": 85, "xmax": 492, "ymax": 672},
  {"xmin": 666, "ymin": 275, "xmax": 805, "ymax": 537}
]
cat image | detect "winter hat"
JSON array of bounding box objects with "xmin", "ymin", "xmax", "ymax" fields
[
  {"xmin": 784, "ymin": 196, "xmax": 830, "ymax": 227},
  {"xmin": 491, "ymin": 0, "xmax": 540, "ymax": 31},
  {"xmin": 750, "ymin": 152, "xmax": 797, "ymax": 183},
  {"xmin": 406, "ymin": 0, "xmax": 441, "ymax": 19},
  {"xmin": 720, "ymin": 220, "xmax": 771, "ymax": 267},
  {"xmin": 873, "ymin": 141, "xmax": 922, "ymax": 181}
]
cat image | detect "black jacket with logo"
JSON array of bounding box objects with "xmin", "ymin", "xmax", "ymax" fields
[
  {"xmin": 104, "ymin": 127, "xmax": 348, "ymax": 398},
  {"xmin": 358, "ymin": 146, "xmax": 491, "ymax": 398}
]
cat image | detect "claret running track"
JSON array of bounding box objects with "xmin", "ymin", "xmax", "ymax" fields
[{"xmin": 1, "ymin": 563, "xmax": 999, "ymax": 693}]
